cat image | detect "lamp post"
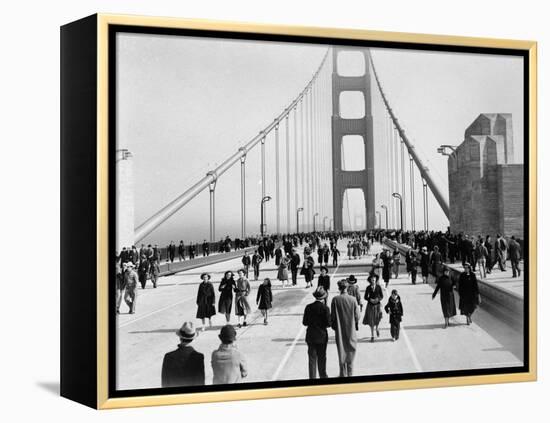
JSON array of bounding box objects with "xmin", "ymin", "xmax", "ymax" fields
[
  {"xmin": 261, "ymin": 196, "xmax": 272, "ymax": 237},
  {"xmin": 392, "ymin": 193, "xmax": 403, "ymax": 231},
  {"xmin": 437, "ymin": 144, "xmax": 457, "ymax": 157},
  {"xmin": 376, "ymin": 211, "xmax": 381, "ymax": 229},
  {"xmin": 296, "ymin": 207, "xmax": 304, "ymax": 234},
  {"xmin": 380, "ymin": 205, "xmax": 388, "ymax": 229},
  {"xmin": 313, "ymin": 212, "xmax": 319, "ymax": 232},
  {"xmin": 323, "ymin": 216, "xmax": 328, "ymax": 232}
]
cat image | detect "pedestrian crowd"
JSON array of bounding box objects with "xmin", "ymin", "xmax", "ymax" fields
[{"xmin": 119, "ymin": 227, "xmax": 521, "ymax": 387}]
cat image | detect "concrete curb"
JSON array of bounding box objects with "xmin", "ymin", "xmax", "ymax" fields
[{"xmin": 382, "ymin": 239, "xmax": 523, "ymax": 330}]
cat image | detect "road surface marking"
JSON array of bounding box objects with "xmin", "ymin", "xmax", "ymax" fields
[
  {"xmin": 118, "ymin": 297, "xmax": 195, "ymax": 328},
  {"xmin": 400, "ymin": 327, "xmax": 423, "ymax": 372},
  {"xmin": 271, "ymin": 262, "xmax": 341, "ymax": 381}
]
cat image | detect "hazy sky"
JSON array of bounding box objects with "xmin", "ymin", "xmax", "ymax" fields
[{"xmin": 116, "ymin": 32, "xmax": 523, "ymax": 245}]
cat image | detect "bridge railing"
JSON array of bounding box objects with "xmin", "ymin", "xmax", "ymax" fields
[{"xmin": 382, "ymin": 238, "xmax": 523, "ymax": 329}]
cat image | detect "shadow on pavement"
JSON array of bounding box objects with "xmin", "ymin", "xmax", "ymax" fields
[{"xmin": 403, "ymin": 323, "xmax": 452, "ymax": 330}]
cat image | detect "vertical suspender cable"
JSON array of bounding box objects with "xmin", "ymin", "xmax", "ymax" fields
[
  {"xmin": 275, "ymin": 122, "xmax": 280, "ymax": 234},
  {"xmin": 285, "ymin": 114, "xmax": 290, "ymax": 234}
]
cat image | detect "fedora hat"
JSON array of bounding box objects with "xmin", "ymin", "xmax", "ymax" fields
[
  {"xmin": 347, "ymin": 275, "xmax": 357, "ymax": 284},
  {"xmin": 200, "ymin": 272, "xmax": 211, "ymax": 280},
  {"xmin": 124, "ymin": 262, "xmax": 135, "ymax": 268},
  {"xmin": 176, "ymin": 322, "xmax": 197, "ymax": 341},
  {"xmin": 313, "ymin": 286, "xmax": 327, "ymax": 300},
  {"xmin": 320, "ymin": 265, "xmax": 328, "ymax": 273},
  {"xmin": 219, "ymin": 324, "xmax": 237, "ymax": 343}
]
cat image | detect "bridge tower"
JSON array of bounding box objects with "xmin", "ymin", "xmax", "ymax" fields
[{"xmin": 331, "ymin": 47, "xmax": 376, "ymax": 231}]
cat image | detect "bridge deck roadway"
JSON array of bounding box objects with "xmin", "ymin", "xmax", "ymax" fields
[{"xmin": 116, "ymin": 239, "xmax": 524, "ymax": 391}]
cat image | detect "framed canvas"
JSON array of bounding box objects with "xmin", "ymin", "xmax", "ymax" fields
[{"xmin": 60, "ymin": 13, "xmax": 537, "ymax": 409}]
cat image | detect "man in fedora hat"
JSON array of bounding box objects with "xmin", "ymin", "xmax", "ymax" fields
[
  {"xmin": 161, "ymin": 321, "xmax": 204, "ymax": 387},
  {"xmin": 346, "ymin": 275, "xmax": 363, "ymax": 310},
  {"xmin": 290, "ymin": 248, "xmax": 301, "ymax": 286},
  {"xmin": 331, "ymin": 279, "xmax": 360, "ymax": 377},
  {"xmin": 115, "ymin": 254, "xmax": 125, "ymax": 314},
  {"xmin": 211, "ymin": 325, "xmax": 248, "ymax": 384},
  {"xmin": 123, "ymin": 262, "xmax": 139, "ymax": 314},
  {"xmin": 302, "ymin": 287, "xmax": 331, "ymax": 379}
]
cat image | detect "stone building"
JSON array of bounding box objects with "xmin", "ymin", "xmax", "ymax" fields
[
  {"xmin": 116, "ymin": 149, "xmax": 135, "ymax": 251},
  {"xmin": 448, "ymin": 113, "xmax": 523, "ymax": 237}
]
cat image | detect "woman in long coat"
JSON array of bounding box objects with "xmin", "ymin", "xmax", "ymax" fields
[
  {"xmin": 277, "ymin": 254, "xmax": 290, "ymax": 287},
  {"xmin": 196, "ymin": 273, "xmax": 216, "ymax": 330},
  {"xmin": 300, "ymin": 253, "xmax": 316, "ymax": 288},
  {"xmin": 234, "ymin": 269, "xmax": 251, "ymax": 327},
  {"xmin": 381, "ymin": 250, "xmax": 393, "ymax": 288},
  {"xmin": 317, "ymin": 247, "xmax": 323, "ymax": 265},
  {"xmin": 218, "ymin": 271, "xmax": 236, "ymax": 323},
  {"xmin": 256, "ymin": 278, "xmax": 273, "ymax": 325},
  {"xmin": 432, "ymin": 267, "xmax": 456, "ymax": 328},
  {"xmin": 363, "ymin": 272, "xmax": 384, "ymax": 342},
  {"xmin": 420, "ymin": 246, "xmax": 430, "ymax": 284},
  {"xmin": 371, "ymin": 253, "xmax": 381, "ymax": 276},
  {"xmin": 458, "ymin": 263, "xmax": 480, "ymax": 325},
  {"xmin": 322, "ymin": 244, "xmax": 330, "ymax": 266},
  {"xmin": 392, "ymin": 248, "xmax": 401, "ymax": 279}
]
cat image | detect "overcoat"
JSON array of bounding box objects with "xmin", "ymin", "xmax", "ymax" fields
[
  {"xmin": 275, "ymin": 248, "xmax": 283, "ymax": 266},
  {"xmin": 420, "ymin": 251, "xmax": 430, "ymax": 277},
  {"xmin": 347, "ymin": 284, "xmax": 362, "ymax": 307},
  {"xmin": 317, "ymin": 274, "xmax": 331, "ymax": 292},
  {"xmin": 429, "ymin": 251, "xmax": 443, "ymax": 277},
  {"xmin": 235, "ymin": 277, "xmax": 251, "ymax": 316},
  {"xmin": 300, "ymin": 255, "xmax": 316, "ymax": 282},
  {"xmin": 161, "ymin": 345, "xmax": 205, "ymax": 388},
  {"xmin": 331, "ymin": 293, "xmax": 360, "ymax": 359},
  {"xmin": 458, "ymin": 271, "xmax": 480, "ymax": 315},
  {"xmin": 384, "ymin": 295, "xmax": 404, "ymax": 325},
  {"xmin": 277, "ymin": 256, "xmax": 290, "ymax": 280},
  {"xmin": 381, "ymin": 253, "xmax": 392, "ymax": 281},
  {"xmin": 196, "ymin": 281, "xmax": 216, "ymax": 318},
  {"xmin": 363, "ymin": 284, "xmax": 384, "ymax": 327},
  {"xmin": 433, "ymin": 274, "xmax": 457, "ymax": 318},
  {"xmin": 290, "ymin": 252, "xmax": 301, "ymax": 271},
  {"xmin": 508, "ymin": 239, "xmax": 521, "ymax": 260},
  {"xmin": 303, "ymin": 300, "xmax": 331, "ymax": 344},
  {"xmin": 256, "ymin": 282, "xmax": 273, "ymax": 310},
  {"xmin": 218, "ymin": 277, "xmax": 236, "ymax": 314}
]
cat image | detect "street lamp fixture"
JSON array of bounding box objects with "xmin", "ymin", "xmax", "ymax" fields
[
  {"xmin": 392, "ymin": 193, "xmax": 403, "ymax": 231},
  {"xmin": 313, "ymin": 212, "xmax": 319, "ymax": 232},
  {"xmin": 260, "ymin": 196, "xmax": 272, "ymax": 237},
  {"xmin": 380, "ymin": 205, "xmax": 388, "ymax": 230},
  {"xmin": 296, "ymin": 207, "xmax": 304, "ymax": 233},
  {"xmin": 437, "ymin": 144, "xmax": 457, "ymax": 157}
]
